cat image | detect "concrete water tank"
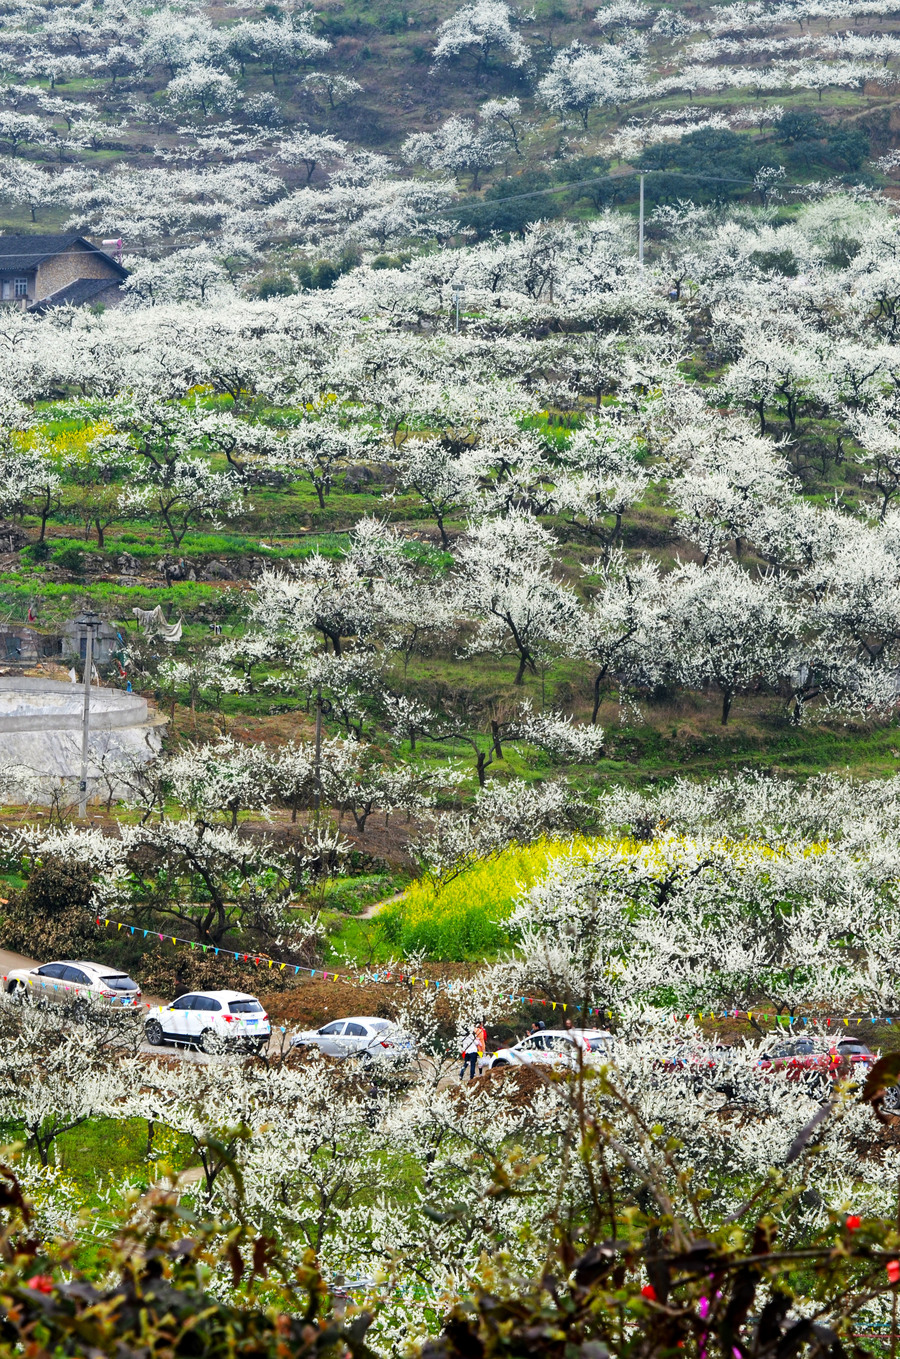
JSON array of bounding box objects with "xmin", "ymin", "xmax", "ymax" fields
[{"xmin": 0, "ymin": 677, "xmax": 164, "ymax": 799}]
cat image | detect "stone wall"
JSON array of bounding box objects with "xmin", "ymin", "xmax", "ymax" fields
[{"xmin": 34, "ymin": 242, "xmax": 120, "ymax": 300}]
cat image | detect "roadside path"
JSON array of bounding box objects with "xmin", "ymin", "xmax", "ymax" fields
[{"xmin": 359, "ymin": 889, "xmax": 405, "ymax": 920}]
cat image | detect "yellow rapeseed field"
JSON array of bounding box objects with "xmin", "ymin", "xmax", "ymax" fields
[{"xmin": 378, "ymin": 833, "xmax": 826, "ymax": 960}]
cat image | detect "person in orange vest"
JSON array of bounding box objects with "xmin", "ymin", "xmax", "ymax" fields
[{"xmin": 475, "ymin": 1019, "xmax": 488, "ymax": 1073}]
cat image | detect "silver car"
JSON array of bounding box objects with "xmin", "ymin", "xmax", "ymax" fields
[
  {"xmin": 291, "ymin": 1015, "xmax": 414, "ymax": 1065},
  {"xmin": 5, "ymin": 959, "xmax": 142, "ymax": 1011}
]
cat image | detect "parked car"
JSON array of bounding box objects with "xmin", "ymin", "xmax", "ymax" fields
[
  {"xmin": 5, "ymin": 960, "xmax": 141, "ymax": 1012},
  {"xmin": 757, "ymin": 1037, "xmax": 876, "ymax": 1088},
  {"xmin": 145, "ymin": 991, "xmax": 271, "ymax": 1053},
  {"xmin": 654, "ymin": 1042, "xmax": 741, "ymax": 1097},
  {"xmin": 291, "ymin": 1016, "xmax": 415, "ymax": 1066},
  {"xmin": 490, "ymin": 1028, "xmax": 615, "ymax": 1070}
]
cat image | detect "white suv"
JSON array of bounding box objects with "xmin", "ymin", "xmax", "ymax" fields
[
  {"xmin": 145, "ymin": 990, "xmax": 271, "ymax": 1054},
  {"xmin": 490, "ymin": 1028, "xmax": 615, "ymax": 1070}
]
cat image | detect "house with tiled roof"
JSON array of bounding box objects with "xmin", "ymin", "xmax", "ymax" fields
[{"xmin": 0, "ymin": 233, "xmax": 127, "ymax": 312}]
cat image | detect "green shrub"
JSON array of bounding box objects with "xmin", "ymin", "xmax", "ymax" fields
[
  {"xmin": 52, "ymin": 545, "xmax": 85, "ymax": 572},
  {"xmin": 250, "ymin": 274, "xmax": 295, "ymax": 300}
]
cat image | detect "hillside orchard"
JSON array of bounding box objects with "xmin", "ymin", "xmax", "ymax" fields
[{"xmin": 1, "ymin": 0, "xmax": 900, "ymax": 1334}]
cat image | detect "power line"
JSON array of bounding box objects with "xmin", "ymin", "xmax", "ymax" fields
[
  {"xmin": 0, "ymin": 166, "xmax": 832, "ymax": 268},
  {"xmin": 437, "ymin": 165, "xmax": 812, "ymax": 218}
]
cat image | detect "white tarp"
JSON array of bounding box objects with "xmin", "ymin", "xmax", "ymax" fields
[{"xmin": 132, "ymin": 605, "xmax": 182, "ymax": 643}]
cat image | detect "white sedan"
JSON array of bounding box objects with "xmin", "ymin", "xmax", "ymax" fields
[
  {"xmin": 145, "ymin": 990, "xmax": 271, "ymax": 1053},
  {"xmin": 5, "ymin": 959, "xmax": 142, "ymax": 1011},
  {"xmin": 291, "ymin": 1015, "xmax": 414, "ymax": 1065},
  {"xmin": 489, "ymin": 1028, "xmax": 615, "ymax": 1070}
]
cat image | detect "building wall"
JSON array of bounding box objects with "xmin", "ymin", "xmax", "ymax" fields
[
  {"xmin": 88, "ymin": 280, "xmax": 126, "ymax": 310},
  {"xmin": 34, "ymin": 243, "xmax": 120, "ymax": 300},
  {"xmin": 0, "ymin": 271, "xmax": 36, "ymax": 303},
  {"xmin": 0, "ymin": 627, "xmax": 52, "ymax": 665}
]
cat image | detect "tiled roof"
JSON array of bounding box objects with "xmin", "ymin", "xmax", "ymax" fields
[
  {"xmin": 29, "ymin": 277, "xmax": 124, "ymax": 313},
  {"xmin": 0, "ymin": 233, "xmax": 127, "ymax": 275}
]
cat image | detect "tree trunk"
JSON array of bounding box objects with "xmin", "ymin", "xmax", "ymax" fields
[
  {"xmin": 490, "ymin": 720, "xmax": 503, "ymax": 758},
  {"xmin": 721, "ymin": 690, "xmax": 733, "ymax": 725},
  {"xmin": 591, "ymin": 671, "xmax": 605, "ymax": 725}
]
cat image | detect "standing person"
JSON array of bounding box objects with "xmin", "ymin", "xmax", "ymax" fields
[
  {"xmin": 475, "ymin": 1018, "xmax": 489, "ymax": 1073},
  {"xmin": 460, "ymin": 1027, "xmax": 480, "ymax": 1081}
]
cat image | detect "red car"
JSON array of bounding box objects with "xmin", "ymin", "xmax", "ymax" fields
[{"xmin": 757, "ymin": 1037, "xmax": 875, "ymax": 1086}]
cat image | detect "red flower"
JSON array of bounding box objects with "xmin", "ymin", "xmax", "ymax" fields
[
  {"xmin": 641, "ymin": 1285, "xmax": 657, "ymax": 1301},
  {"xmin": 26, "ymin": 1275, "xmax": 53, "ymax": 1294},
  {"xmin": 888, "ymin": 1261, "xmax": 900, "ymax": 1284},
  {"xmin": 846, "ymin": 1215, "xmax": 862, "ymax": 1232}
]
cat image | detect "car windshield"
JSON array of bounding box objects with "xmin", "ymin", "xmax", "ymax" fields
[
  {"xmin": 105, "ymin": 975, "xmax": 139, "ymax": 992},
  {"xmin": 771, "ymin": 1041, "xmax": 814, "ymax": 1057},
  {"xmin": 230, "ymin": 999, "xmax": 263, "ymax": 1014}
]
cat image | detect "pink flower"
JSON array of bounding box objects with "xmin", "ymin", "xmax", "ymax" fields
[
  {"xmin": 846, "ymin": 1215, "xmax": 862, "ymax": 1232},
  {"xmin": 27, "ymin": 1275, "xmax": 53, "ymax": 1294},
  {"xmin": 887, "ymin": 1260, "xmax": 900, "ymax": 1284}
]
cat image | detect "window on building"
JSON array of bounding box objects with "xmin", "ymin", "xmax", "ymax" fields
[{"xmin": 14, "ymin": 278, "xmax": 28, "ymax": 298}]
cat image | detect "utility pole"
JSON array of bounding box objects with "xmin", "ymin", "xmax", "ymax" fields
[
  {"xmin": 314, "ymin": 686, "xmax": 323, "ymax": 814},
  {"xmin": 75, "ymin": 608, "xmax": 101, "ymax": 818},
  {"xmin": 638, "ymin": 173, "xmax": 645, "ymax": 270},
  {"xmin": 452, "ymin": 284, "xmax": 463, "ymax": 333}
]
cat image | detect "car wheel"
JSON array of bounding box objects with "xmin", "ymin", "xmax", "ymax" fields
[
  {"xmin": 491, "ymin": 1058, "xmax": 510, "ymax": 1069},
  {"xmin": 7, "ymin": 980, "xmax": 24, "ymax": 999},
  {"xmin": 73, "ymin": 997, "xmax": 88, "ymax": 1023},
  {"xmin": 199, "ymin": 1028, "xmax": 219, "ymax": 1055},
  {"xmin": 145, "ymin": 1019, "xmax": 165, "ymax": 1046}
]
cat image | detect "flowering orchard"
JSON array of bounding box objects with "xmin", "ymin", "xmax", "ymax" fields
[{"xmin": 0, "ymin": 0, "xmax": 899, "ymax": 1325}]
